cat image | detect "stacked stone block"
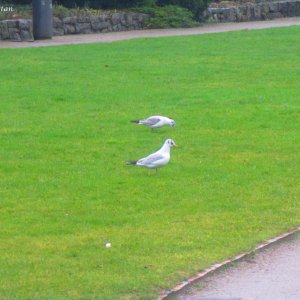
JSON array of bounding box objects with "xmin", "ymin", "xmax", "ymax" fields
[
  {"xmin": 0, "ymin": 12, "xmax": 149, "ymax": 41},
  {"xmin": 205, "ymin": 0, "xmax": 300, "ymax": 22}
]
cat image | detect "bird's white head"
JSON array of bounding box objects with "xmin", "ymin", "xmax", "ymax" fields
[
  {"xmin": 169, "ymin": 119, "xmax": 176, "ymax": 127},
  {"xmin": 165, "ymin": 138, "xmax": 177, "ymax": 148}
]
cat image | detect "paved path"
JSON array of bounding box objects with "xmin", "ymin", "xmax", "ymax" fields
[
  {"xmin": 1, "ymin": 17, "xmax": 300, "ymax": 48},
  {"xmin": 174, "ymin": 234, "xmax": 300, "ymax": 300}
]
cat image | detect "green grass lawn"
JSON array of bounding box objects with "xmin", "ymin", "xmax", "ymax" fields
[{"xmin": 0, "ymin": 26, "xmax": 300, "ymax": 299}]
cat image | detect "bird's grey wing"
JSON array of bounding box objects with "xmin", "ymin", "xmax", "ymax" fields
[
  {"xmin": 143, "ymin": 117, "xmax": 161, "ymax": 126},
  {"xmin": 138, "ymin": 153, "xmax": 164, "ymax": 165}
]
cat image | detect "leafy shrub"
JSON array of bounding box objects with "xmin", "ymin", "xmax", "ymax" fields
[
  {"xmin": 52, "ymin": 5, "xmax": 106, "ymax": 18},
  {"xmin": 4, "ymin": 0, "xmax": 157, "ymax": 9},
  {"xmin": 92, "ymin": 0, "xmax": 157, "ymax": 9},
  {"xmin": 0, "ymin": 4, "xmax": 115, "ymax": 20},
  {"xmin": 3, "ymin": 0, "xmax": 209, "ymax": 23},
  {"xmin": 135, "ymin": 5, "xmax": 200, "ymax": 28},
  {"xmin": 0, "ymin": 4, "xmax": 32, "ymax": 20},
  {"xmin": 157, "ymin": 0, "xmax": 210, "ymax": 19}
]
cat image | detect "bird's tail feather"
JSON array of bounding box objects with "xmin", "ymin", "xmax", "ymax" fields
[
  {"xmin": 126, "ymin": 160, "xmax": 138, "ymax": 165},
  {"xmin": 130, "ymin": 120, "xmax": 140, "ymax": 124}
]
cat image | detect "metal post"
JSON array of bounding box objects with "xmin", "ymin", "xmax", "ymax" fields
[{"xmin": 32, "ymin": 0, "xmax": 53, "ymax": 40}]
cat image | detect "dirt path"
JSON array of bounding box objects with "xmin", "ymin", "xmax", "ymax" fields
[
  {"xmin": 1, "ymin": 17, "xmax": 300, "ymax": 48},
  {"xmin": 173, "ymin": 234, "xmax": 300, "ymax": 300}
]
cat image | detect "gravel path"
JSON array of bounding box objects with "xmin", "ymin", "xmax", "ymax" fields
[
  {"xmin": 173, "ymin": 234, "xmax": 300, "ymax": 300},
  {"xmin": 1, "ymin": 17, "xmax": 300, "ymax": 48}
]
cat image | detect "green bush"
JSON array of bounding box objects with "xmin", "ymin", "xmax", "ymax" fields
[
  {"xmin": 135, "ymin": 5, "xmax": 200, "ymax": 28},
  {"xmin": 157, "ymin": 0, "xmax": 210, "ymax": 19},
  {"xmin": 4, "ymin": 0, "xmax": 210, "ymax": 22},
  {"xmin": 52, "ymin": 5, "xmax": 106, "ymax": 18},
  {"xmin": 0, "ymin": 3, "xmax": 201, "ymax": 27},
  {"xmin": 5, "ymin": 0, "xmax": 157, "ymax": 9},
  {"xmin": 0, "ymin": 4, "xmax": 109, "ymax": 20},
  {"xmin": 82, "ymin": 0, "xmax": 152, "ymax": 9}
]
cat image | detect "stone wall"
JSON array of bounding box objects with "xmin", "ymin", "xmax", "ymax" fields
[
  {"xmin": 0, "ymin": 12, "xmax": 150, "ymax": 41},
  {"xmin": 1, "ymin": 2, "xmax": 300, "ymax": 41},
  {"xmin": 0, "ymin": 19, "xmax": 33, "ymax": 41},
  {"xmin": 204, "ymin": 0, "xmax": 300, "ymax": 22}
]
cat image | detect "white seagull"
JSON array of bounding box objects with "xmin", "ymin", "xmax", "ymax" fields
[
  {"xmin": 127, "ymin": 139, "xmax": 177, "ymax": 171},
  {"xmin": 131, "ymin": 116, "xmax": 176, "ymax": 129}
]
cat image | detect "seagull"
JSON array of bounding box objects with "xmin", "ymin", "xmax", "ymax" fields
[
  {"xmin": 127, "ymin": 139, "xmax": 177, "ymax": 172},
  {"xmin": 131, "ymin": 116, "xmax": 176, "ymax": 129}
]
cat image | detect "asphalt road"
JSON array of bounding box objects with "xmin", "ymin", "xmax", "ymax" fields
[
  {"xmin": 174, "ymin": 234, "xmax": 300, "ymax": 300},
  {"xmin": 1, "ymin": 17, "xmax": 300, "ymax": 48}
]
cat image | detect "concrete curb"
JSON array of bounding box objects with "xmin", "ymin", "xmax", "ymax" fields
[{"xmin": 158, "ymin": 226, "xmax": 300, "ymax": 300}]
